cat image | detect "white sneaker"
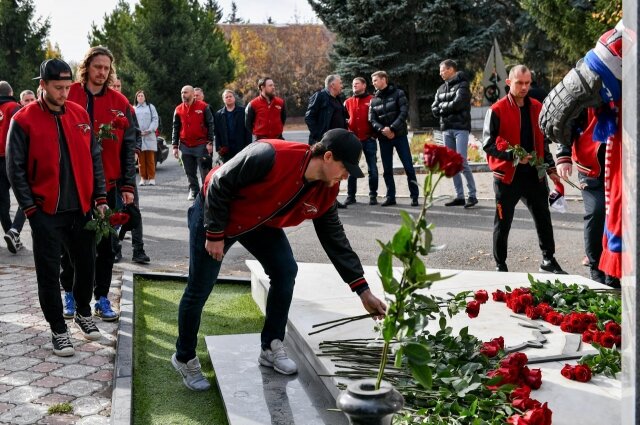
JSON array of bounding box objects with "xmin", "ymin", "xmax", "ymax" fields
[
  {"xmin": 258, "ymin": 339, "xmax": 298, "ymax": 375},
  {"xmin": 148, "ymin": 179, "xmax": 156, "ymax": 186},
  {"xmin": 187, "ymin": 191, "xmax": 196, "ymax": 201},
  {"xmin": 171, "ymin": 353, "xmax": 211, "ymax": 391},
  {"xmin": 139, "ymin": 179, "xmax": 147, "ymax": 186}
]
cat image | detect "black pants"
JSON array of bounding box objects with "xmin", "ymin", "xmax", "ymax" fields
[
  {"xmin": 182, "ymin": 152, "xmax": 211, "ymax": 194},
  {"xmin": 31, "ymin": 210, "xmax": 95, "ymax": 333},
  {"xmin": 61, "ymin": 189, "xmax": 117, "ymax": 299},
  {"xmin": 0, "ymin": 157, "xmax": 25, "ymax": 234},
  {"xmin": 493, "ymin": 170, "xmax": 555, "ymax": 265},
  {"xmin": 580, "ymin": 174, "xmax": 605, "ymax": 270},
  {"xmin": 113, "ymin": 183, "xmax": 144, "ymax": 254}
]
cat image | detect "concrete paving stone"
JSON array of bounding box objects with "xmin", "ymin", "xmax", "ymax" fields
[
  {"xmin": 0, "ymin": 304, "xmax": 27, "ymax": 314},
  {"xmin": 0, "ymin": 370, "xmax": 9, "ymax": 377},
  {"xmin": 33, "ymin": 393, "xmax": 73, "ymax": 407},
  {"xmin": 37, "ymin": 413, "xmax": 81, "ymax": 425},
  {"xmin": 55, "ymin": 380, "xmax": 103, "ymax": 398},
  {"xmin": 79, "ymin": 356, "xmax": 109, "ymax": 367},
  {"xmin": 0, "ymin": 385, "xmax": 50, "ymax": 404},
  {"xmin": 0, "ymin": 403, "xmax": 48, "ymax": 425},
  {"xmin": 86, "ymin": 370, "xmax": 112, "ymax": 382},
  {"xmin": 31, "ymin": 376, "xmax": 69, "ymax": 389},
  {"xmin": 0, "ymin": 357, "xmax": 41, "ymax": 372},
  {"xmin": 28, "ymin": 363, "xmax": 62, "ymax": 374},
  {"xmin": 23, "ymin": 326, "xmax": 47, "ymax": 334},
  {"xmin": 43, "ymin": 352, "xmax": 90, "ymax": 365},
  {"xmin": 51, "ymin": 365, "xmax": 97, "ymax": 380},
  {"xmin": 1, "ymin": 332, "xmax": 36, "ymax": 344},
  {"xmin": 21, "ymin": 308, "xmax": 44, "ymax": 315},
  {"xmin": 18, "ymin": 315, "xmax": 44, "ymax": 325},
  {"xmin": 25, "ymin": 336, "xmax": 52, "ymax": 346},
  {"xmin": 0, "ymin": 343, "xmax": 38, "ymax": 357},
  {"xmin": 0, "ymin": 290, "xmax": 26, "ymax": 298},
  {"xmin": 0, "ymin": 371, "xmax": 44, "ymax": 386},
  {"xmin": 0, "ymin": 402, "xmax": 13, "ymax": 413},
  {"xmin": 26, "ymin": 349, "xmax": 54, "ymax": 360},
  {"xmin": 74, "ymin": 343, "xmax": 101, "ymax": 353},
  {"xmin": 0, "ymin": 384, "xmax": 13, "ymax": 394},
  {"xmin": 94, "ymin": 347, "xmax": 115, "ymax": 357},
  {"xmin": 71, "ymin": 396, "xmax": 110, "ymax": 416},
  {"xmin": 0, "ymin": 322, "xmax": 26, "ymax": 334},
  {"xmin": 0, "ymin": 296, "xmax": 27, "ymax": 305},
  {"xmin": 75, "ymin": 414, "xmax": 109, "ymax": 425}
]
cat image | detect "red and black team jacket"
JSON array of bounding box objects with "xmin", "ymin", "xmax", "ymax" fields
[
  {"xmin": 482, "ymin": 93, "xmax": 556, "ymax": 184},
  {"xmin": 171, "ymin": 100, "xmax": 214, "ymax": 148},
  {"xmin": 0, "ymin": 96, "xmax": 21, "ymax": 157},
  {"xmin": 245, "ymin": 95, "xmax": 286, "ymax": 139},
  {"xmin": 68, "ymin": 83, "xmax": 136, "ymax": 193},
  {"xmin": 344, "ymin": 93, "xmax": 374, "ymax": 142},
  {"xmin": 201, "ymin": 139, "xmax": 369, "ymax": 295},
  {"xmin": 6, "ymin": 99, "xmax": 107, "ymax": 216},
  {"xmin": 555, "ymin": 108, "xmax": 602, "ymax": 178}
]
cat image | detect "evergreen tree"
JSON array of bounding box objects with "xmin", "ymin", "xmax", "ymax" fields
[
  {"xmin": 0, "ymin": 0, "xmax": 49, "ymax": 93},
  {"xmin": 309, "ymin": 0, "xmax": 522, "ymax": 127},
  {"xmin": 225, "ymin": 1, "xmax": 244, "ymax": 24}
]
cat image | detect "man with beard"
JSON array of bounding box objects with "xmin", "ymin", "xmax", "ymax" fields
[{"xmin": 245, "ymin": 77, "xmax": 286, "ymax": 140}]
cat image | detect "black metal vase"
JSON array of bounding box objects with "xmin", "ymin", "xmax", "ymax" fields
[{"xmin": 336, "ymin": 378, "xmax": 404, "ymax": 425}]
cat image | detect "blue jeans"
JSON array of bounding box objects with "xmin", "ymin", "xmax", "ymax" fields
[
  {"xmin": 443, "ymin": 129, "xmax": 476, "ymax": 199},
  {"xmin": 378, "ymin": 135, "xmax": 419, "ymax": 200},
  {"xmin": 175, "ymin": 194, "xmax": 298, "ymax": 362},
  {"xmin": 347, "ymin": 138, "xmax": 379, "ymax": 198}
]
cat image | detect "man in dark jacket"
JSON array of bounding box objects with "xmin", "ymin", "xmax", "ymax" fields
[
  {"xmin": 171, "ymin": 129, "xmax": 386, "ymax": 391},
  {"xmin": 0, "ymin": 81, "xmax": 26, "ymax": 253},
  {"xmin": 213, "ymin": 89, "xmax": 252, "ymax": 162},
  {"xmin": 7, "ymin": 58, "xmax": 107, "ymax": 356},
  {"xmin": 432, "ymin": 59, "xmax": 477, "ymax": 208},
  {"xmin": 482, "ymin": 64, "xmax": 565, "ymax": 275},
  {"xmin": 369, "ymin": 71, "xmax": 419, "ymax": 207}
]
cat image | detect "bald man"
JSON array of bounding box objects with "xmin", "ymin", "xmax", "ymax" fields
[{"xmin": 172, "ymin": 85, "xmax": 214, "ymax": 200}]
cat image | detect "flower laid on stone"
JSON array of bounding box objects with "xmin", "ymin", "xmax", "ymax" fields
[
  {"xmin": 507, "ymin": 402, "xmax": 553, "ymax": 425},
  {"xmin": 474, "ymin": 289, "xmax": 489, "ymax": 304},
  {"xmin": 561, "ymin": 364, "xmax": 592, "ymax": 382},
  {"xmin": 480, "ymin": 336, "xmax": 504, "ymax": 358}
]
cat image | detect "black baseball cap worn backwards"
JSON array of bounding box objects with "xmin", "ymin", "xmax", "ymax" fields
[
  {"xmin": 34, "ymin": 58, "xmax": 73, "ymax": 81},
  {"xmin": 320, "ymin": 128, "xmax": 364, "ymax": 178}
]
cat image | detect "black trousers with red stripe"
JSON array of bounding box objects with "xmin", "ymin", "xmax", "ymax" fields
[{"xmin": 492, "ymin": 168, "xmax": 555, "ymax": 266}]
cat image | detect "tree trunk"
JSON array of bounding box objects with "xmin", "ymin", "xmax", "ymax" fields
[{"xmin": 407, "ymin": 73, "xmax": 420, "ymax": 129}]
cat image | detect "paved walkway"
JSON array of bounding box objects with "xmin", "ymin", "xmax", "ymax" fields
[{"xmin": 0, "ymin": 266, "xmax": 121, "ymax": 424}]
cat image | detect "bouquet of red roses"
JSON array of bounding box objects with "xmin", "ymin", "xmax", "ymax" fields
[
  {"xmin": 84, "ymin": 208, "xmax": 130, "ymax": 245},
  {"xmin": 496, "ymin": 139, "xmax": 549, "ymax": 179}
]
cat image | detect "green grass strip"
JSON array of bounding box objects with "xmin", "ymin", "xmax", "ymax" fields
[{"xmin": 133, "ymin": 278, "xmax": 264, "ymax": 425}]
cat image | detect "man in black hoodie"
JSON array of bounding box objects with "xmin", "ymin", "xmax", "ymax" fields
[{"xmin": 432, "ymin": 59, "xmax": 477, "ymax": 208}]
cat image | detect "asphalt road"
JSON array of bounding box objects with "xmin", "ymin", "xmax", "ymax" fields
[{"xmin": 1, "ymin": 130, "xmax": 589, "ymax": 280}]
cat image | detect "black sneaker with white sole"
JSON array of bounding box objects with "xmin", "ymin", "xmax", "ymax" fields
[
  {"xmin": 74, "ymin": 314, "xmax": 101, "ymax": 340},
  {"xmin": 4, "ymin": 230, "xmax": 22, "ymax": 254},
  {"xmin": 539, "ymin": 258, "xmax": 568, "ymax": 274},
  {"xmin": 51, "ymin": 330, "xmax": 74, "ymax": 357}
]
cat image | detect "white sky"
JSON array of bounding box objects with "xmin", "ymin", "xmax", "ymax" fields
[{"xmin": 34, "ymin": 0, "xmax": 318, "ymax": 62}]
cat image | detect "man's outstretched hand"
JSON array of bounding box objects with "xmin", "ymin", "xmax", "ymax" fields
[{"xmin": 359, "ymin": 289, "xmax": 386, "ymax": 320}]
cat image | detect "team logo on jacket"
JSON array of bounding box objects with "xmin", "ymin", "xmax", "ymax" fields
[
  {"xmin": 302, "ymin": 202, "xmax": 318, "ymax": 215},
  {"xmin": 76, "ymin": 123, "xmax": 91, "ymax": 134},
  {"xmin": 110, "ymin": 109, "xmax": 125, "ymax": 118},
  {"xmin": 195, "ymin": 110, "xmax": 203, "ymax": 114},
  {"xmin": 0, "ymin": 111, "xmax": 4, "ymax": 122}
]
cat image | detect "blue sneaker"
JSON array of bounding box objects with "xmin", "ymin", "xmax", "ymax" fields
[
  {"xmin": 63, "ymin": 292, "xmax": 75, "ymax": 319},
  {"xmin": 94, "ymin": 296, "xmax": 119, "ymax": 322}
]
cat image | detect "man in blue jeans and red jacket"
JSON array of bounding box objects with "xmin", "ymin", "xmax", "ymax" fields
[{"xmin": 172, "ymin": 128, "xmax": 387, "ymax": 391}]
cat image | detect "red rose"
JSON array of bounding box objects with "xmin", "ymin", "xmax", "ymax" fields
[
  {"xmin": 587, "ymin": 323, "xmax": 598, "ymax": 332},
  {"xmin": 524, "ymin": 305, "xmax": 539, "ymax": 320},
  {"xmin": 109, "ymin": 212, "xmax": 130, "ymax": 226},
  {"xmin": 560, "ymin": 320, "xmax": 574, "ymax": 333},
  {"xmin": 501, "ymin": 352, "xmax": 528, "ymax": 369},
  {"xmin": 474, "ymin": 289, "xmax": 489, "ymax": 304},
  {"xmin": 545, "ymin": 312, "xmax": 564, "ymax": 326},
  {"xmin": 561, "ymin": 364, "xmax": 575, "ymax": 380},
  {"xmin": 614, "ymin": 335, "xmax": 622, "ymax": 347},
  {"xmin": 521, "ymin": 366, "xmax": 542, "ymax": 389},
  {"xmin": 522, "ymin": 402, "xmax": 553, "ymax": 425},
  {"xmin": 480, "ymin": 336, "xmax": 504, "ymax": 357},
  {"xmin": 466, "ymin": 300, "xmax": 481, "ymax": 318},
  {"xmin": 582, "ymin": 330, "xmax": 595, "ymax": 344},
  {"xmin": 583, "ymin": 313, "xmax": 597, "ymax": 324},
  {"xmin": 423, "ymin": 145, "xmax": 464, "ymax": 177},
  {"xmin": 492, "ymin": 289, "xmax": 506, "ymax": 302},
  {"xmin": 573, "ymin": 364, "xmax": 592, "ymax": 382},
  {"xmin": 536, "ymin": 303, "xmax": 553, "ymax": 316},
  {"xmin": 599, "ymin": 332, "xmax": 616, "ymax": 348},
  {"xmin": 112, "ymin": 115, "xmax": 129, "ymax": 130},
  {"xmin": 605, "ymin": 322, "xmax": 621, "ymax": 336},
  {"xmin": 496, "ymin": 138, "xmax": 510, "ymax": 152},
  {"xmin": 519, "ymin": 293, "xmax": 534, "ymax": 307},
  {"xmin": 441, "ymin": 154, "xmax": 464, "ymax": 177},
  {"xmin": 510, "ymin": 385, "xmax": 531, "ymax": 401},
  {"xmin": 512, "ymin": 396, "xmax": 542, "ymax": 411}
]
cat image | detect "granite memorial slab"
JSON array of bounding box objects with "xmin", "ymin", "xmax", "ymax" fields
[{"xmin": 247, "ymin": 261, "xmax": 621, "ymax": 425}]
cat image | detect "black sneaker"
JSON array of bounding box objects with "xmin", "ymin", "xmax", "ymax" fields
[
  {"xmin": 369, "ymin": 197, "xmax": 378, "ymax": 206},
  {"xmin": 496, "ymin": 263, "xmax": 508, "ymax": 272},
  {"xmin": 381, "ymin": 198, "xmax": 396, "ymax": 207},
  {"xmin": 4, "ymin": 229, "xmax": 21, "ymax": 254},
  {"xmin": 589, "ymin": 267, "xmax": 605, "ymax": 284},
  {"xmin": 445, "ymin": 198, "xmax": 465, "ymax": 207},
  {"xmin": 113, "ymin": 250, "xmax": 123, "ymax": 263},
  {"xmin": 344, "ymin": 196, "xmax": 356, "ymax": 205},
  {"xmin": 336, "ymin": 201, "xmax": 347, "ymax": 209},
  {"xmin": 411, "ymin": 198, "xmax": 419, "ymax": 207},
  {"xmin": 132, "ymin": 250, "xmax": 151, "ymax": 264},
  {"xmin": 464, "ymin": 197, "xmax": 478, "ymax": 209},
  {"xmin": 51, "ymin": 330, "xmax": 74, "ymax": 357},
  {"xmin": 74, "ymin": 314, "xmax": 101, "ymax": 341},
  {"xmin": 539, "ymin": 258, "xmax": 568, "ymax": 274}
]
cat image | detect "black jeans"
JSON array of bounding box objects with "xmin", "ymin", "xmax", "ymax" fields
[
  {"xmin": 579, "ymin": 173, "xmax": 605, "ymax": 270},
  {"xmin": 492, "ymin": 169, "xmax": 555, "ymax": 265},
  {"xmin": 175, "ymin": 194, "xmax": 298, "ymax": 363},
  {"xmin": 30, "ymin": 210, "xmax": 95, "ymax": 333},
  {"xmin": 182, "ymin": 152, "xmax": 211, "ymax": 194},
  {"xmin": 0, "ymin": 157, "xmax": 25, "ymax": 234},
  {"xmin": 60, "ymin": 189, "xmax": 117, "ymax": 299},
  {"xmin": 347, "ymin": 138, "xmax": 379, "ymax": 199}
]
